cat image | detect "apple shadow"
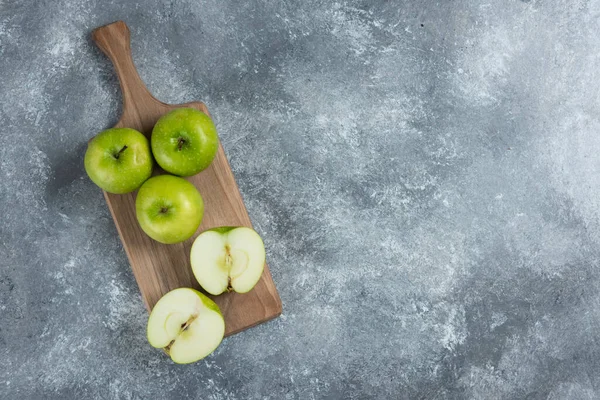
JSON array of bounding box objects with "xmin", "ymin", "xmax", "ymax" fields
[
  {"xmin": 42, "ymin": 27, "xmax": 130, "ymax": 202},
  {"xmin": 44, "ymin": 142, "xmax": 88, "ymax": 205}
]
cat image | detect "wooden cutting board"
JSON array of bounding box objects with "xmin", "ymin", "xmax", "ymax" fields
[{"xmin": 91, "ymin": 21, "xmax": 281, "ymax": 336}]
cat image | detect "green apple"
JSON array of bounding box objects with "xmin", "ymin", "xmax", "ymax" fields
[
  {"xmin": 84, "ymin": 128, "xmax": 153, "ymax": 194},
  {"xmin": 135, "ymin": 175, "xmax": 204, "ymax": 244},
  {"xmin": 190, "ymin": 227, "xmax": 265, "ymax": 295},
  {"xmin": 151, "ymin": 108, "xmax": 219, "ymax": 177},
  {"xmin": 147, "ymin": 288, "xmax": 225, "ymax": 364}
]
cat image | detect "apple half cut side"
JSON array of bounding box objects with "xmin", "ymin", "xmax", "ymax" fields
[
  {"xmin": 147, "ymin": 288, "xmax": 225, "ymax": 364},
  {"xmin": 190, "ymin": 227, "xmax": 266, "ymax": 295}
]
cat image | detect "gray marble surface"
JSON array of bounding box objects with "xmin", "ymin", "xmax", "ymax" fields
[{"xmin": 2, "ymin": 0, "xmax": 600, "ymax": 399}]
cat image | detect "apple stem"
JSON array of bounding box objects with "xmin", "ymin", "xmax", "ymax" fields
[
  {"xmin": 177, "ymin": 137, "xmax": 185, "ymax": 151},
  {"xmin": 114, "ymin": 145, "xmax": 128, "ymax": 159}
]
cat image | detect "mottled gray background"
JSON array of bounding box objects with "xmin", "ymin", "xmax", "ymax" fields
[{"xmin": 1, "ymin": 0, "xmax": 600, "ymax": 399}]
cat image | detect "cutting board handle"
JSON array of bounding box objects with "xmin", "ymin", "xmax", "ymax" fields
[{"xmin": 92, "ymin": 21, "xmax": 158, "ymax": 118}]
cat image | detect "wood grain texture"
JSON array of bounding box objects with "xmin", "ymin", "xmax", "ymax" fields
[{"xmin": 91, "ymin": 21, "xmax": 282, "ymax": 336}]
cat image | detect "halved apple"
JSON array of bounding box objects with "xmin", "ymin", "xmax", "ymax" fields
[
  {"xmin": 147, "ymin": 288, "xmax": 225, "ymax": 364},
  {"xmin": 190, "ymin": 227, "xmax": 265, "ymax": 295}
]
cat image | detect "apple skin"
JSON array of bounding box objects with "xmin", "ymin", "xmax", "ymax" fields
[
  {"xmin": 135, "ymin": 175, "xmax": 204, "ymax": 244},
  {"xmin": 151, "ymin": 108, "xmax": 219, "ymax": 177},
  {"xmin": 84, "ymin": 128, "xmax": 153, "ymax": 194}
]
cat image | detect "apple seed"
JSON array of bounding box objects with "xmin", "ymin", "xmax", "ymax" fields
[{"xmin": 163, "ymin": 313, "xmax": 198, "ymax": 354}]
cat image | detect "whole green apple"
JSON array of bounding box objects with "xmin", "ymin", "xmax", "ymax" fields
[
  {"xmin": 135, "ymin": 175, "xmax": 204, "ymax": 244},
  {"xmin": 151, "ymin": 108, "xmax": 219, "ymax": 177},
  {"xmin": 84, "ymin": 128, "xmax": 153, "ymax": 194}
]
